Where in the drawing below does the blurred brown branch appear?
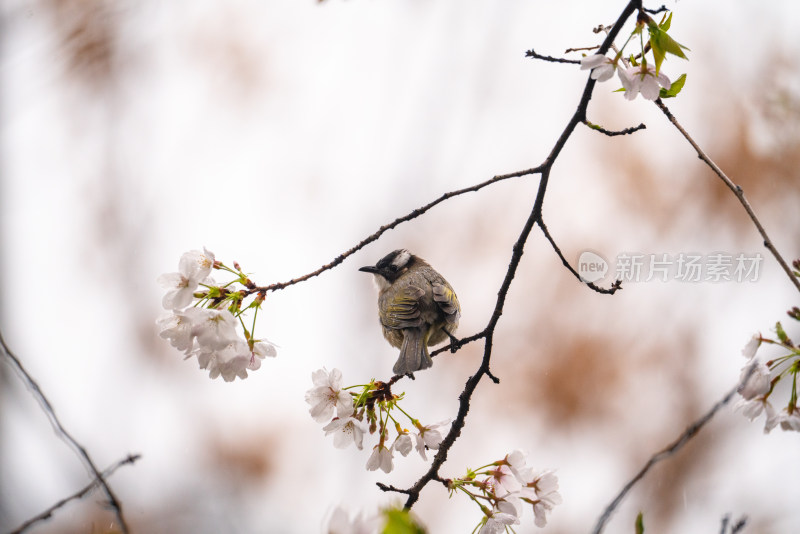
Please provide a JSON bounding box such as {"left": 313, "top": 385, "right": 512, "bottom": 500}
{"left": 0, "top": 331, "right": 134, "bottom": 534}
{"left": 654, "top": 98, "right": 800, "bottom": 293}
{"left": 591, "top": 364, "right": 756, "bottom": 534}
{"left": 7, "top": 454, "right": 141, "bottom": 534}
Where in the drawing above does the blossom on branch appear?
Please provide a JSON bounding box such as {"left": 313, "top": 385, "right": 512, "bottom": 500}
{"left": 157, "top": 247, "right": 279, "bottom": 381}
{"left": 305, "top": 368, "right": 355, "bottom": 423}
{"left": 580, "top": 53, "right": 617, "bottom": 82}
{"left": 157, "top": 247, "right": 216, "bottom": 310}
{"left": 157, "top": 310, "right": 196, "bottom": 352}
{"left": 618, "top": 63, "right": 671, "bottom": 101}
{"left": 413, "top": 419, "right": 450, "bottom": 460}
{"left": 323, "top": 416, "right": 368, "bottom": 450}
{"left": 479, "top": 510, "right": 519, "bottom": 534}
{"left": 521, "top": 470, "right": 563, "bottom": 528}
{"left": 366, "top": 443, "right": 394, "bottom": 473}
{"left": 392, "top": 432, "right": 413, "bottom": 457}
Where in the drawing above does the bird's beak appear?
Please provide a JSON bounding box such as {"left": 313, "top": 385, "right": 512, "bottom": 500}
{"left": 359, "top": 265, "right": 379, "bottom": 274}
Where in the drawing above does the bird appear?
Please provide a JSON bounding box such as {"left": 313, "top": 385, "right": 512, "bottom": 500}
{"left": 359, "top": 249, "right": 461, "bottom": 375}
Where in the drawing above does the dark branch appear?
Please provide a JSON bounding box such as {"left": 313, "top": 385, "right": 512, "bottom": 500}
{"left": 0, "top": 330, "right": 132, "bottom": 534}
{"left": 8, "top": 454, "right": 141, "bottom": 534}
{"left": 254, "top": 165, "right": 542, "bottom": 294}
{"left": 525, "top": 48, "right": 580, "bottom": 64}
{"left": 654, "top": 99, "right": 800, "bottom": 293}
{"left": 643, "top": 5, "right": 669, "bottom": 15}
{"left": 376, "top": 482, "right": 412, "bottom": 495}
{"left": 564, "top": 45, "right": 600, "bottom": 54}
{"left": 591, "top": 365, "right": 755, "bottom": 534}
{"left": 538, "top": 218, "right": 622, "bottom": 295}
{"left": 720, "top": 514, "right": 748, "bottom": 534}
{"left": 584, "top": 119, "right": 647, "bottom": 137}
{"left": 430, "top": 330, "right": 486, "bottom": 358}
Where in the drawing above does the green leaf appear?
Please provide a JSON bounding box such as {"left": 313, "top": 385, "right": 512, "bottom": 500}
{"left": 659, "top": 73, "right": 687, "bottom": 98}
{"left": 776, "top": 321, "right": 789, "bottom": 344}
{"left": 659, "top": 12, "right": 673, "bottom": 31}
{"left": 635, "top": 512, "right": 645, "bottom": 534}
{"left": 662, "top": 31, "right": 690, "bottom": 59}
{"left": 648, "top": 20, "right": 689, "bottom": 74}
{"left": 383, "top": 509, "right": 426, "bottom": 534}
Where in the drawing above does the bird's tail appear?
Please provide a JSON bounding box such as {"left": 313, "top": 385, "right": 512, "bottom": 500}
{"left": 393, "top": 328, "right": 432, "bottom": 375}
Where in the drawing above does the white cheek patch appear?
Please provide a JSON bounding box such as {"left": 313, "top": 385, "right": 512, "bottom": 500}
{"left": 392, "top": 250, "right": 411, "bottom": 269}
{"left": 372, "top": 274, "right": 392, "bottom": 292}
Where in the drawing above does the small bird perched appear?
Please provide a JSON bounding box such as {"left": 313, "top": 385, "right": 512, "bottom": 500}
{"left": 359, "top": 249, "right": 461, "bottom": 375}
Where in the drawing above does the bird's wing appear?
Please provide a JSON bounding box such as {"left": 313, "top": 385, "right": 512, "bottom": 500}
{"left": 432, "top": 283, "right": 460, "bottom": 324}
{"left": 382, "top": 285, "right": 426, "bottom": 330}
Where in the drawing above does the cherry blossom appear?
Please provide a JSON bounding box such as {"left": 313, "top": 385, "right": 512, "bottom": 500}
{"left": 179, "top": 247, "right": 216, "bottom": 281}
{"left": 413, "top": 419, "right": 450, "bottom": 460}
{"left": 486, "top": 465, "right": 521, "bottom": 497}
{"left": 366, "top": 443, "right": 394, "bottom": 473}
{"left": 504, "top": 449, "right": 534, "bottom": 484}
{"left": 618, "top": 63, "right": 671, "bottom": 101}
{"left": 195, "top": 339, "right": 252, "bottom": 382}
{"left": 392, "top": 432, "right": 413, "bottom": 457}
{"left": 305, "top": 368, "right": 355, "bottom": 423}
{"left": 580, "top": 53, "right": 617, "bottom": 82}
{"left": 741, "top": 333, "right": 762, "bottom": 359}
{"left": 157, "top": 311, "right": 195, "bottom": 352}
{"left": 738, "top": 360, "right": 771, "bottom": 400}
{"left": 777, "top": 406, "right": 800, "bottom": 432}
{"left": 157, "top": 247, "right": 216, "bottom": 310}
{"left": 185, "top": 307, "right": 238, "bottom": 350}
{"left": 479, "top": 510, "right": 519, "bottom": 534}
{"left": 323, "top": 416, "right": 368, "bottom": 450}
{"left": 520, "top": 470, "right": 563, "bottom": 528}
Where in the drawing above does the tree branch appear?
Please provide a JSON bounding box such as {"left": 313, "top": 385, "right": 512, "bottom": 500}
{"left": 8, "top": 454, "right": 141, "bottom": 534}
{"left": 254, "top": 166, "right": 542, "bottom": 294}
{"left": 654, "top": 99, "right": 800, "bottom": 293}
{"left": 591, "top": 365, "right": 756, "bottom": 534}
{"left": 524, "top": 48, "right": 580, "bottom": 64}
{"left": 0, "top": 330, "right": 132, "bottom": 534}
{"left": 538, "top": 218, "right": 622, "bottom": 294}
{"left": 583, "top": 119, "right": 647, "bottom": 137}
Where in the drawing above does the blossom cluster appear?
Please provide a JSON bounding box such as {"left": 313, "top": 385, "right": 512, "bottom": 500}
{"left": 449, "top": 450, "right": 562, "bottom": 532}
{"left": 579, "top": 11, "right": 688, "bottom": 101}
{"left": 736, "top": 320, "right": 800, "bottom": 433}
{"left": 157, "top": 248, "right": 277, "bottom": 381}
{"left": 305, "top": 368, "right": 450, "bottom": 473}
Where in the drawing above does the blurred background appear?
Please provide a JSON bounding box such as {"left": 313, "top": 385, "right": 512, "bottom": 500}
{"left": 1, "top": 0, "right": 799, "bottom": 532}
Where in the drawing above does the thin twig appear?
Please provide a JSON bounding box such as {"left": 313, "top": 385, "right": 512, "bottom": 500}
{"left": 654, "top": 99, "right": 800, "bottom": 293}
{"left": 591, "top": 365, "right": 755, "bottom": 534}
{"left": 643, "top": 5, "right": 669, "bottom": 15}
{"left": 0, "top": 331, "right": 131, "bottom": 534}
{"left": 583, "top": 119, "right": 647, "bottom": 137}
{"left": 254, "top": 166, "right": 542, "bottom": 293}
{"left": 8, "top": 454, "right": 141, "bottom": 534}
{"left": 719, "top": 514, "right": 748, "bottom": 534}
{"left": 565, "top": 45, "right": 601, "bottom": 54}
{"left": 525, "top": 49, "right": 580, "bottom": 64}
{"left": 538, "top": 218, "right": 622, "bottom": 294}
